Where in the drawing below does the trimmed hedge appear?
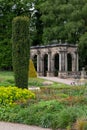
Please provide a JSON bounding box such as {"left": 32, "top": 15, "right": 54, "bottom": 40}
{"left": 29, "top": 59, "right": 37, "bottom": 78}
{"left": 12, "top": 16, "right": 30, "bottom": 89}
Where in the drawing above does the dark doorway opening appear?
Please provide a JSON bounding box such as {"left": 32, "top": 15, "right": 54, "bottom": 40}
{"left": 54, "top": 53, "right": 59, "bottom": 76}
{"left": 44, "top": 54, "right": 48, "bottom": 76}
{"left": 67, "top": 53, "right": 72, "bottom": 71}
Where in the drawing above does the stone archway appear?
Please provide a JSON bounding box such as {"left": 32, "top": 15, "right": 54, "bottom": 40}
{"left": 30, "top": 43, "right": 79, "bottom": 78}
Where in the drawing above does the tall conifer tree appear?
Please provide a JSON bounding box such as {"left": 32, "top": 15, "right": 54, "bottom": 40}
{"left": 12, "top": 16, "right": 30, "bottom": 88}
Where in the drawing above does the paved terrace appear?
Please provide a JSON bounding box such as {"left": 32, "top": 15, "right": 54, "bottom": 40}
{"left": 0, "top": 122, "right": 51, "bottom": 130}
{"left": 39, "top": 77, "right": 74, "bottom": 85}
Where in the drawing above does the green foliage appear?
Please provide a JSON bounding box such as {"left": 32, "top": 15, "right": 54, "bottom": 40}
{"left": 0, "top": 0, "right": 32, "bottom": 70}
{"left": 1, "top": 0, "right": 87, "bottom": 69}
{"left": 0, "top": 71, "right": 87, "bottom": 129}
{"left": 0, "top": 71, "right": 14, "bottom": 86}
{"left": 28, "top": 78, "right": 44, "bottom": 87}
{"left": 28, "top": 59, "right": 37, "bottom": 78}
{"left": 0, "top": 100, "right": 87, "bottom": 129}
{"left": 0, "top": 86, "right": 35, "bottom": 107}
{"left": 36, "top": 0, "right": 86, "bottom": 43}
{"left": 0, "top": 79, "right": 15, "bottom": 87}
{"left": 52, "top": 109, "right": 76, "bottom": 129}
{"left": 0, "top": 0, "right": 14, "bottom": 70}
{"left": 79, "top": 32, "right": 87, "bottom": 69}
{"left": 12, "top": 16, "right": 30, "bottom": 88}
{"left": 35, "top": 0, "right": 87, "bottom": 67}
{"left": 0, "top": 39, "right": 12, "bottom": 70}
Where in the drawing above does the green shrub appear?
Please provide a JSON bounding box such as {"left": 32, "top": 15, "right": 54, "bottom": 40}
{"left": 40, "top": 113, "right": 54, "bottom": 128}
{"left": 28, "top": 78, "right": 43, "bottom": 87}
{"left": 0, "top": 105, "right": 21, "bottom": 122}
{"left": 28, "top": 59, "right": 37, "bottom": 78}
{"left": 10, "top": 100, "right": 65, "bottom": 126}
{"left": 0, "top": 79, "right": 15, "bottom": 87}
{"left": 0, "top": 86, "right": 35, "bottom": 106}
{"left": 0, "top": 100, "right": 87, "bottom": 129}
{"left": 12, "top": 16, "right": 30, "bottom": 89}
{"left": 52, "top": 107, "right": 77, "bottom": 129}
{"left": 52, "top": 105, "right": 87, "bottom": 129}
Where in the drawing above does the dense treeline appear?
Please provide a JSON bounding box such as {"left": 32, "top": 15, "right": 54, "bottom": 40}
{"left": 36, "top": 0, "right": 87, "bottom": 43}
{"left": 35, "top": 0, "right": 87, "bottom": 69}
{"left": 0, "top": 0, "right": 87, "bottom": 70}
{"left": 0, "top": 0, "right": 32, "bottom": 70}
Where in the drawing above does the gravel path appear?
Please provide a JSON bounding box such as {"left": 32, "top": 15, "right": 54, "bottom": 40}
{"left": 0, "top": 122, "right": 52, "bottom": 130}
{"left": 39, "top": 77, "right": 74, "bottom": 85}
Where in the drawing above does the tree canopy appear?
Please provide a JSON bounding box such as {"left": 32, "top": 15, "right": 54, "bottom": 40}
{"left": 35, "top": 0, "right": 87, "bottom": 44}
{"left": 0, "top": 0, "right": 33, "bottom": 70}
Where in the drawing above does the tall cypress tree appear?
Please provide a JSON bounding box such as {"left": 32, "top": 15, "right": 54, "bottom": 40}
{"left": 12, "top": 16, "right": 30, "bottom": 89}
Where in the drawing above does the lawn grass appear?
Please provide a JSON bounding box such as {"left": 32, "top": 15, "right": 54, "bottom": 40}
{"left": 0, "top": 71, "right": 14, "bottom": 77}
{"left": 0, "top": 71, "right": 14, "bottom": 86}
{"left": 0, "top": 71, "right": 68, "bottom": 88}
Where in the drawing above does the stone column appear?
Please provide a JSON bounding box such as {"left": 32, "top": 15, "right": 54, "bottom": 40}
{"left": 50, "top": 57, "right": 55, "bottom": 76}
{"left": 76, "top": 52, "right": 79, "bottom": 71}
{"left": 61, "top": 52, "right": 65, "bottom": 71}
{"left": 59, "top": 51, "right": 65, "bottom": 71}
{"left": 59, "top": 53, "right": 62, "bottom": 71}
{"left": 47, "top": 51, "right": 52, "bottom": 76}
{"left": 38, "top": 55, "right": 44, "bottom": 76}
{"left": 41, "top": 56, "right": 44, "bottom": 76}
{"left": 65, "top": 52, "right": 67, "bottom": 71}
{"left": 37, "top": 54, "right": 40, "bottom": 76}
{"left": 48, "top": 52, "right": 51, "bottom": 72}
{"left": 72, "top": 60, "right": 75, "bottom": 72}
{"left": 72, "top": 53, "right": 76, "bottom": 72}
{"left": 58, "top": 50, "right": 67, "bottom": 78}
